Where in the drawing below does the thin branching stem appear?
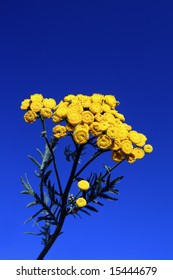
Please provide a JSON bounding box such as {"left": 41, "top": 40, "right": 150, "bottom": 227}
{"left": 34, "top": 193, "right": 58, "bottom": 225}
{"left": 102, "top": 159, "right": 125, "bottom": 180}
{"left": 40, "top": 117, "right": 63, "bottom": 196}
{"left": 74, "top": 149, "right": 109, "bottom": 179}
{"left": 36, "top": 144, "right": 84, "bottom": 259}
{"left": 44, "top": 136, "right": 63, "bottom": 196}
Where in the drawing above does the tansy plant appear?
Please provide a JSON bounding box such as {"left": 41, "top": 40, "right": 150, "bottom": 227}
{"left": 20, "top": 93, "right": 153, "bottom": 259}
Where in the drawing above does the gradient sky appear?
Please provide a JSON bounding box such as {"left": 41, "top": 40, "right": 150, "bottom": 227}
{"left": 0, "top": 0, "right": 173, "bottom": 260}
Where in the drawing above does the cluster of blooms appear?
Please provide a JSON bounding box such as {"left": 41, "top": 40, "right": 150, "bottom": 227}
{"left": 20, "top": 93, "right": 153, "bottom": 164}
{"left": 20, "top": 93, "right": 56, "bottom": 123}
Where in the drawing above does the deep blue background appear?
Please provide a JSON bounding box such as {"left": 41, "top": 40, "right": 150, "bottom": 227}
{"left": 0, "top": 0, "right": 172, "bottom": 260}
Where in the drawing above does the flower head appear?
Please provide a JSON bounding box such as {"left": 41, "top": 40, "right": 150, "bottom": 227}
{"left": 24, "top": 110, "right": 37, "bottom": 123}
{"left": 67, "top": 112, "right": 82, "bottom": 126}
{"left": 40, "top": 107, "right": 52, "bottom": 118}
{"left": 82, "top": 111, "right": 94, "bottom": 125}
{"left": 43, "top": 98, "right": 56, "bottom": 109}
{"left": 30, "top": 101, "right": 43, "bottom": 112}
{"left": 144, "top": 144, "right": 153, "bottom": 153}
{"left": 121, "top": 140, "right": 133, "bottom": 154}
{"left": 97, "top": 135, "right": 112, "bottom": 149}
{"left": 76, "top": 197, "right": 87, "bottom": 208}
{"left": 104, "top": 95, "right": 117, "bottom": 109}
{"left": 73, "top": 128, "right": 89, "bottom": 144}
{"left": 52, "top": 125, "right": 66, "bottom": 139}
{"left": 30, "top": 93, "right": 43, "bottom": 102}
{"left": 20, "top": 99, "right": 31, "bottom": 110}
{"left": 132, "top": 147, "right": 145, "bottom": 159}
{"left": 78, "top": 180, "right": 90, "bottom": 191}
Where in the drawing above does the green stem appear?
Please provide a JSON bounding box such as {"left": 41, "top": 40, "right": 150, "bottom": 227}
{"left": 36, "top": 144, "right": 84, "bottom": 259}
{"left": 40, "top": 117, "right": 63, "bottom": 196}
{"left": 102, "top": 159, "right": 125, "bottom": 180}
{"left": 34, "top": 193, "right": 58, "bottom": 225}
{"left": 36, "top": 211, "right": 66, "bottom": 260}
{"left": 74, "top": 149, "right": 109, "bottom": 179}
{"left": 44, "top": 136, "right": 63, "bottom": 195}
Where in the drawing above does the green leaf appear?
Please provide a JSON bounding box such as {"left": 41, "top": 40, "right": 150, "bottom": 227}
{"left": 108, "top": 189, "right": 119, "bottom": 195}
{"left": 79, "top": 209, "right": 91, "bottom": 216}
{"left": 20, "top": 175, "right": 34, "bottom": 195}
{"left": 28, "top": 155, "right": 41, "bottom": 168}
{"left": 24, "top": 232, "right": 42, "bottom": 236}
{"left": 24, "top": 216, "right": 33, "bottom": 224}
{"left": 21, "top": 190, "right": 31, "bottom": 195}
{"left": 93, "top": 199, "right": 104, "bottom": 206}
{"left": 103, "top": 164, "right": 111, "bottom": 173}
{"left": 25, "top": 176, "right": 34, "bottom": 193}
{"left": 85, "top": 205, "right": 98, "bottom": 212}
{"left": 36, "top": 148, "right": 44, "bottom": 158}
{"left": 20, "top": 176, "right": 30, "bottom": 190}
{"left": 111, "top": 176, "right": 124, "bottom": 185}
{"left": 24, "top": 208, "right": 44, "bottom": 224}
{"left": 26, "top": 200, "right": 38, "bottom": 208}
{"left": 99, "top": 193, "right": 118, "bottom": 201}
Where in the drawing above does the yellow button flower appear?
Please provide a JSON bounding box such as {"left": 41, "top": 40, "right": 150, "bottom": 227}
{"left": 67, "top": 112, "right": 82, "bottom": 125}
{"left": 98, "top": 121, "right": 110, "bottom": 131}
{"left": 43, "top": 98, "right": 56, "bottom": 109}
{"left": 128, "top": 130, "right": 141, "bottom": 144}
{"left": 30, "top": 101, "right": 43, "bottom": 112}
{"left": 103, "top": 112, "right": 116, "bottom": 124}
{"left": 112, "top": 150, "right": 125, "bottom": 162}
{"left": 126, "top": 153, "right": 136, "bottom": 163}
{"left": 78, "top": 180, "right": 90, "bottom": 191}
{"left": 40, "top": 107, "right": 52, "bottom": 118}
{"left": 104, "top": 95, "right": 117, "bottom": 109}
{"left": 110, "top": 138, "right": 122, "bottom": 150}
{"left": 121, "top": 140, "right": 133, "bottom": 154}
{"left": 73, "top": 129, "right": 89, "bottom": 144}
{"left": 107, "top": 125, "right": 118, "bottom": 138}
{"left": 68, "top": 102, "right": 83, "bottom": 114}
{"left": 54, "top": 106, "right": 68, "bottom": 118}
{"left": 136, "top": 133, "right": 147, "bottom": 147}
{"left": 75, "top": 123, "right": 89, "bottom": 131}
{"left": 132, "top": 147, "right": 145, "bottom": 159}
{"left": 76, "top": 197, "right": 87, "bottom": 208}
{"left": 144, "top": 144, "right": 153, "bottom": 153}
{"left": 30, "top": 93, "right": 43, "bottom": 102}
{"left": 89, "top": 102, "right": 103, "bottom": 114}
{"left": 52, "top": 114, "right": 63, "bottom": 123}
{"left": 79, "top": 95, "right": 91, "bottom": 108}
{"left": 118, "top": 128, "right": 128, "bottom": 140}
{"left": 102, "top": 103, "right": 111, "bottom": 112}
{"left": 24, "top": 110, "right": 37, "bottom": 123}
{"left": 121, "top": 123, "right": 132, "bottom": 131}
{"left": 94, "top": 113, "right": 103, "bottom": 122}
{"left": 114, "top": 118, "right": 122, "bottom": 126}
{"left": 89, "top": 122, "right": 102, "bottom": 137}
{"left": 116, "top": 112, "right": 125, "bottom": 122}
{"left": 82, "top": 111, "right": 94, "bottom": 125}
{"left": 52, "top": 125, "right": 66, "bottom": 139}
{"left": 64, "top": 94, "right": 76, "bottom": 102}
{"left": 91, "top": 93, "right": 104, "bottom": 103}
{"left": 96, "top": 135, "right": 112, "bottom": 149}
{"left": 20, "top": 99, "right": 31, "bottom": 110}
{"left": 65, "top": 123, "right": 75, "bottom": 132}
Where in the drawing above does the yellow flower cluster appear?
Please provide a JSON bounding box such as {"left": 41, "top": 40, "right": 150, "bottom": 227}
{"left": 20, "top": 93, "right": 56, "bottom": 123}
{"left": 21, "top": 93, "right": 153, "bottom": 163}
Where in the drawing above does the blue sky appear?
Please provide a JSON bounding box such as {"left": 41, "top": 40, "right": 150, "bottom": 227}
{"left": 0, "top": 0, "right": 173, "bottom": 260}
